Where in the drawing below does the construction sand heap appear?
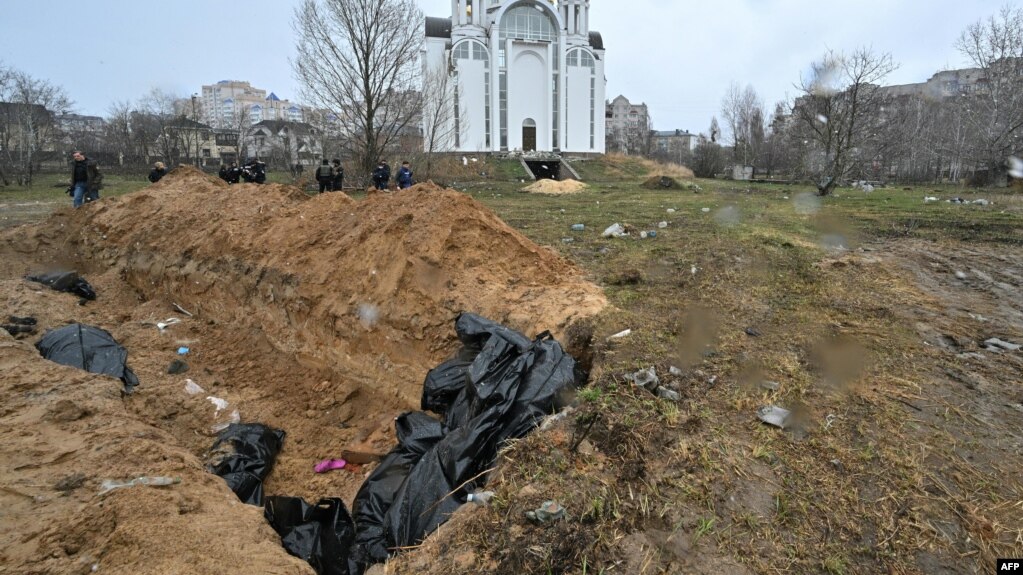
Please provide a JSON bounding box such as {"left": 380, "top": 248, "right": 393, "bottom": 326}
{"left": 521, "top": 178, "right": 588, "bottom": 195}
{"left": 0, "top": 166, "right": 606, "bottom": 575}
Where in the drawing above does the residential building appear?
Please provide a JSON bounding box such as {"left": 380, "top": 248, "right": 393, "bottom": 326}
{"left": 422, "top": 0, "right": 607, "bottom": 153}
{"left": 881, "top": 67, "right": 986, "bottom": 100}
{"left": 652, "top": 129, "right": 698, "bottom": 153}
{"left": 200, "top": 81, "right": 307, "bottom": 129}
{"left": 243, "top": 120, "right": 323, "bottom": 169}
{"left": 605, "top": 95, "right": 651, "bottom": 154}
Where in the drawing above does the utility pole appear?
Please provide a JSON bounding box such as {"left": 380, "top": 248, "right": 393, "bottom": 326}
{"left": 191, "top": 94, "right": 200, "bottom": 167}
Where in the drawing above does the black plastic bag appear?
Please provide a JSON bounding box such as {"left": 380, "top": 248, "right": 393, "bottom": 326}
{"left": 264, "top": 496, "right": 358, "bottom": 575}
{"left": 36, "top": 323, "right": 139, "bottom": 393}
{"left": 355, "top": 314, "right": 578, "bottom": 566}
{"left": 26, "top": 271, "right": 97, "bottom": 300}
{"left": 350, "top": 412, "right": 445, "bottom": 567}
{"left": 206, "top": 423, "right": 285, "bottom": 506}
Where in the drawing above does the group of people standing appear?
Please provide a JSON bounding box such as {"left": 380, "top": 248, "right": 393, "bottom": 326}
{"left": 371, "top": 160, "right": 413, "bottom": 191}
{"left": 315, "top": 159, "right": 345, "bottom": 193}
{"left": 218, "top": 158, "right": 266, "bottom": 184}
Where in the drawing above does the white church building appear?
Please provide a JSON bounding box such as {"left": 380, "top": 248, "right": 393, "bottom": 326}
{"left": 423, "top": 0, "right": 606, "bottom": 154}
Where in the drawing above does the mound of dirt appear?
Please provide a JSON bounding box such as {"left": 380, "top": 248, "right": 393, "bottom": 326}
{"left": 642, "top": 175, "right": 680, "bottom": 189}
{"left": 0, "top": 167, "right": 606, "bottom": 574}
{"left": 521, "top": 179, "right": 588, "bottom": 195}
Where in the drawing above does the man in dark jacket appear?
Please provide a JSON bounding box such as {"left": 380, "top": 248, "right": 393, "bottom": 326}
{"left": 69, "top": 151, "right": 102, "bottom": 208}
{"left": 148, "top": 161, "right": 168, "bottom": 183}
{"left": 225, "top": 162, "right": 241, "bottom": 184}
{"left": 371, "top": 161, "right": 389, "bottom": 190}
{"left": 315, "top": 159, "right": 333, "bottom": 193}
{"left": 331, "top": 159, "right": 344, "bottom": 191}
{"left": 396, "top": 161, "right": 413, "bottom": 189}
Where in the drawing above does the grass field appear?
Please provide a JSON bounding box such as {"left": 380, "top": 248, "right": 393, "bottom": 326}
{"left": 3, "top": 159, "right": 1021, "bottom": 574}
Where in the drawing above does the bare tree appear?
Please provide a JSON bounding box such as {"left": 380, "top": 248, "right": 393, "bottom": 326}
{"left": 292, "top": 0, "right": 423, "bottom": 175}
{"left": 708, "top": 117, "right": 721, "bottom": 144}
{"left": 721, "top": 83, "right": 765, "bottom": 169}
{"left": 0, "top": 64, "right": 72, "bottom": 185}
{"left": 955, "top": 5, "right": 1023, "bottom": 185}
{"left": 421, "top": 61, "right": 467, "bottom": 181}
{"left": 793, "top": 48, "right": 897, "bottom": 195}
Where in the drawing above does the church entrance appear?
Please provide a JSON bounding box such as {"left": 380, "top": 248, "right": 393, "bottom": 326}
{"left": 522, "top": 119, "right": 537, "bottom": 152}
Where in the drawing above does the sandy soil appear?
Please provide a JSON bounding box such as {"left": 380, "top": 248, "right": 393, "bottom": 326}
{"left": 521, "top": 179, "right": 588, "bottom": 195}
{"left": 0, "top": 167, "right": 605, "bottom": 574}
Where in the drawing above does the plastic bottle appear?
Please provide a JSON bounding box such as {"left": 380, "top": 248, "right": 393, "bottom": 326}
{"left": 466, "top": 491, "right": 495, "bottom": 505}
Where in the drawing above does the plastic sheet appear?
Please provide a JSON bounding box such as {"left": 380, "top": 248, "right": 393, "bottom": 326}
{"left": 264, "top": 496, "right": 357, "bottom": 575}
{"left": 26, "top": 270, "right": 97, "bottom": 300}
{"left": 36, "top": 323, "right": 140, "bottom": 393}
{"left": 352, "top": 313, "right": 578, "bottom": 568}
{"left": 206, "top": 423, "right": 285, "bottom": 506}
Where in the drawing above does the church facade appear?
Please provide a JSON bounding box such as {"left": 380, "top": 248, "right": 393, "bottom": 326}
{"left": 423, "top": 0, "right": 606, "bottom": 154}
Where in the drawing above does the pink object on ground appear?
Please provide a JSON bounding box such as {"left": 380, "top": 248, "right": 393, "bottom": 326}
{"left": 314, "top": 458, "right": 347, "bottom": 473}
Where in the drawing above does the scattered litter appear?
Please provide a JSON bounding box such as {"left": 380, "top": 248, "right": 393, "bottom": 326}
{"left": 167, "top": 359, "right": 189, "bottom": 375}
{"left": 658, "top": 221, "right": 668, "bottom": 229}
{"left": 210, "top": 410, "right": 241, "bottom": 433}
{"left": 757, "top": 405, "right": 791, "bottom": 429}
{"left": 26, "top": 270, "right": 97, "bottom": 301}
{"left": 172, "top": 302, "right": 194, "bottom": 317}
{"left": 561, "top": 237, "right": 574, "bottom": 243}
{"left": 760, "top": 381, "right": 780, "bottom": 391}
{"left": 608, "top": 329, "right": 632, "bottom": 339}
{"left": 984, "top": 338, "right": 1021, "bottom": 352}
{"left": 657, "top": 388, "right": 681, "bottom": 401}
{"left": 701, "top": 207, "right": 711, "bottom": 213}
{"left": 973, "top": 199, "right": 990, "bottom": 206}
{"left": 602, "top": 223, "right": 627, "bottom": 238}
{"left": 7, "top": 315, "right": 36, "bottom": 325}
{"left": 954, "top": 271, "right": 968, "bottom": 280}
{"left": 969, "top": 313, "right": 988, "bottom": 322}
{"left": 640, "top": 230, "right": 658, "bottom": 239}
{"left": 949, "top": 197, "right": 967, "bottom": 204}
{"left": 177, "top": 347, "right": 190, "bottom": 355}
{"left": 184, "top": 379, "right": 204, "bottom": 395}
{"left": 691, "top": 265, "right": 698, "bottom": 275}
{"left": 36, "top": 323, "right": 140, "bottom": 394}
{"left": 99, "top": 476, "right": 180, "bottom": 495}
{"left": 745, "top": 327, "right": 762, "bottom": 337}
{"left": 540, "top": 407, "right": 575, "bottom": 431}
{"left": 666, "top": 208, "right": 676, "bottom": 214}
{"left": 669, "top": 366, "right": 683, "bottom": 376}
{"left": 207, "top": 396, "right": 229, "bottom": 413}
{"left": 466, "top": 491, "right": 495, "bottom": 505}
{"left": 924, "top": 196, "right": 939, "bottom": 202}
{"left": 626, "top": 367, "right": 660, "bottom": 392}
{"left": 525, "top": 500, "right": 566, "bottom": 524}
{"left": 314, "top": 458, "right": 347, "bottom": 473}
{"left": 830, "top": 459, "right": 845, "bottom": 473}
{"left": 824, "top": 414, "right": 837, "bottom": 430}
{"left": 155, "top": 317, "right": 181, "bottom": 331}
{"left": 571, "top": 224, "right": 585, "bottom": 231}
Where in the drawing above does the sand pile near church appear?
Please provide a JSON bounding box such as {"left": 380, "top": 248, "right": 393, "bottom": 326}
{"left": 0, "top": 167, "right": 606, "bottom": 574}
{"left": 521, "top": 179, "right": 588, "bottom": 194}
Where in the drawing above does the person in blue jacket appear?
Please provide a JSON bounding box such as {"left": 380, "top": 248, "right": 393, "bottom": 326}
{"left": 396, "top": 161, "right": 413, "bottom": 189}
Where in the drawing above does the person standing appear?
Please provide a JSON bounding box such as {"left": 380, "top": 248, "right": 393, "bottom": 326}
{"left": 371, "top": 161, "right": 389, "bottom": 191}
{"left": 331, "top": 159, "right": 344, "bottom": 191}
{"left": 315, "top": 159, "right": 333, "bottom": 194}
{"left": 218, "top": 163, "right": 229, "bottom": 181}
{"left": 148, "top": 161, "right": 168, "bottom": 183}
{"left": 396, "top": 161, "right": 413, "bottom": 189}
{"left": 69, "top": 151, "right": 102, "bottom": 208}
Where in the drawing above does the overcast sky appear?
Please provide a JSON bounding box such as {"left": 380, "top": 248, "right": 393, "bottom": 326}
{"left": 0, "top": 0, "right": 1009, "bottom": 135}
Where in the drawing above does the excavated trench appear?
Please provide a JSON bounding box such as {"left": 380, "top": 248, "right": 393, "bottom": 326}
{"left": 0, "top": 168, "right": 606, "bottom": 574}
